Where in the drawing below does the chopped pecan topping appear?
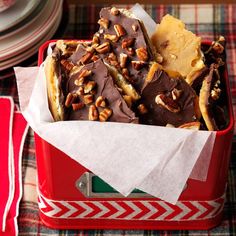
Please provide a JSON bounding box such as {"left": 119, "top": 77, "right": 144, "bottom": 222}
{"left": 60, "top": 59, "right": 74, "bottom": 71}
{"left": 178, "top": 121, "right": 201, "bottom": 130}
{"left": 108, "top": 52, "right": 117, "bottom": 61}
{"left": 122, "top": 68, "right": 135, "bottom": 84}
{"left": 109, "top": 60, "right": 119, "bottom": 67}
{"left": 79, "top": 69, "right": 92, "bottom": 78}
{"left": 211, "top": 88, "right": 221, "bottom": 100}
{"left": 90, "top": 55, "right": 99, "bottom": 62}
{"left": 132, "top": 24, "right": 138, "bottom": 32}
{"left": 95, "top": 96, "right": 106, "bottom": 107}
{"left": 65, "top": 93, "right": 77, "bottom": 107}
{"left": 104, "top": 34, "right": 119, "bottom": 42}
{"left": 84, "top": 81, "right": 96, "bottom": 93}
{"left": 79, "top": 52, "right": 93, "bottom": 64}
{"left": 136, "top": 47, "right": 148, "bottom": 61}
{"left": 114, "top": 24, "right": 126, "bottom": 37}
{"left": 126, "top": 47, "right": 135, "bottom": 56}
{"left": 86, "top": 46, "right": 95, "bottom": 53}
{"left": 96, "top": 42, "right": 110, "bottom": 54}
{"left": 111, "top": 7, "right": 120, "bottom": 16}
{"left": 74, "top": 77, "right": 85, "bottom": 86}
{"left": 89, "top": 105, "right": 98, "bottom": 121}
{"left": 155, "top": 94, "right": 180, "bottom": 113}
{"left": 120, "top": 53, "right": 128, "bottom": 68}
{"left": 92, "top": 35, "right": 100, "bottom": 44}
{"left": 131, "top": 61, "right": 145, "bottom": 70}
{"left": 98, "top": 18, "right": 109, "bottom": 29}
{"left": 137, "top": 104, "right": 148, "bottom": 114}
{"left": 72, "top": 102, "right": 85, "bottom": 111}
{"left": 76, "top": 87, "right": 84, "bottom": 96}
{"left": 99, "top": 108, "right": 112, "bottom": 122}
{"left": 171, "top": 88, "right": 182, "bottom": 101}
{"left": 121, "top": 38, "right": 135, "bottom": 49}
{"left": 83, "top": 94, "right": 94, "bottom": 104}
{"left": 212, "top": 41, "right": 224, "bottom": 54}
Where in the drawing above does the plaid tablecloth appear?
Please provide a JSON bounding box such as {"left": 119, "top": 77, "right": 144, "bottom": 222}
{"left": 0, "top": 2, "right": 236, "bottom": 236}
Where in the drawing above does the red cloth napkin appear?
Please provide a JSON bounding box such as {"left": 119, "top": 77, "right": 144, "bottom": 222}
{"left": 0, "top": 97, "right": 28, "bottom": 235}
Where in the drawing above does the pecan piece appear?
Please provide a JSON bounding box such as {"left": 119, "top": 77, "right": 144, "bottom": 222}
{"left": 79, "top": 69, "right": 92, "bottom": 78}
{"left": 121, "top": 38, "right": 135, "bottom": 49}
{"left": 108, "top": 52, "right": 117, "bottom": 61}
{"left": 83, "top": 94, "right": 94, "bottom": 104}
{"left": 79, "top": 52, "right": 93, "bottom": 64}
{"left": 96, "top": 42, "right": 110, "bottom": 54}
{"left": 104, "top": 34, "right": 119, "bottom": 42}
{"left": 89, "top": 105, "right": 98, "bottom": 121}
{"left": 136, "top": 47, "right": 148, "bottom": 61}
{"left": 126, "top": 47, "right": 135, "bottom": 56}
{"left": 99, "top": 108, "right": 112, "bottom": 122}
{"left": 114, "top": 24, "right": 126, "bottom": 37}
{"left": 74, "top": 77, "right": 85, "bottom": 86}
{"left": 132, "top": 24, "right": 138, "bottom": 32}
{"left": 137, "top": 104, "right": 148, "bottom": 114}
{"left": 84, "top": 81, "right": 96, "bottom": 94}
{"left": 212, "top": 41, "right": 224, "bottom": 54}
{"left": 95, "top": 96, "right": 106, "bottom": 107}
{"left": 120, "top": 53, "right": 128, "bottom": 68}
{"left": 111, "top": 7, "right": 119, "bottom": 16}
{"left": 98, "top": 18, "right": 109, "bottom": 29}
{"left": 60, "top": 59, "right": 74, "bottom": 71}
{"left": 91, "top": 55, "right": 100, "bottom": 62}
{"left": 92, "top": 35, "right": 100, "bottom": 44}
{"left": 72, "top": 102, "right": 85, "bottom": 111}
{"left": 178, "top": 121, "right": 201, "bottom": 130}
{"left": 171, "top": 88, "right": 182, "bottom": 101}
{"left": 65, "top": 93, "right": 77, "bottom": 107}
{"left": 131, "top": 61, "right": 145, "bottom": 70}
{"left": 76, "top": 87, "right": 84, "bottom": 96}
{"left": 155, "top": 94, "right": 180, "bottom": 113}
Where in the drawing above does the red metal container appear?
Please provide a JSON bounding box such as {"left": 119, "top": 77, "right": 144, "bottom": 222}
{"left": 35, "top": 40, "right": 234, "bottom": 230}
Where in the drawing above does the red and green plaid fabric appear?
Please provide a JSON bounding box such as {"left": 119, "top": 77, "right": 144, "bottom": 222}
{"left": 0, "top": 2, "right": 236, "bottom": 235}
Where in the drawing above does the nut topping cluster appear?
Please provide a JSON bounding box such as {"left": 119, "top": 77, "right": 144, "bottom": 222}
{"left": 65, "top": 68, "right": 113, "bottom": 121}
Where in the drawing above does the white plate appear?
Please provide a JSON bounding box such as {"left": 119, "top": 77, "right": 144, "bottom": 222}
{"left": 0, "top": 0, "right": 62, "bottom": 61}
{"left": 0, "top": 0, "right": 41, "bottom": 32}
{"left": 0, "top": 0, "right": 47, "bottom": 40}
{"left": 0, "top": 8, "right": 62, "bottom": 71}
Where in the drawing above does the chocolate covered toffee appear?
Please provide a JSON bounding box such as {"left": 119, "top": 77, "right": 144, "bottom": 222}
{"left": 44, "top": 7, "right": 228, "bottom": 130}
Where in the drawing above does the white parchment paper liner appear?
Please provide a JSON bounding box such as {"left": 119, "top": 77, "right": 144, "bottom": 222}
{"left": 14, "top": 5, "right": 216, "bottom": 204}
{"left": 14, "top": 64, "right": 215, "bottom": 204}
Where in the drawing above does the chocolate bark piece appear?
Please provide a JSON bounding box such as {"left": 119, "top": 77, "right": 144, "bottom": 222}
{"left": 141, "top": 64, "right": 198, "bottom": 127}
{"left": 55, "top": 40, "right": 80, "bottom": 58}
{"left": 69, "top": 43, "right": 141, "bottom": 103}
{"left": 199, "top": 64, "right": 223, "bottom": 131}
{"left": 95, "top": 7, "right": 155, "bottom": 91}
{"left": 44, "top": 46, "right": 68, "bottom": 121}
{"left": 65, "top": 58, "right": 138, "bottom": 123}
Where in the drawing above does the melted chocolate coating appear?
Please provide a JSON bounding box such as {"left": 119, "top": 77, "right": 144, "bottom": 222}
{"left": 66, "top": 59, "right": 138, "bottom": 123}
{"left": 97, "top": 7, "right": 154, "bottom": 91}
{"left": 141, "top": 69, "right": 197, "bottom": 126}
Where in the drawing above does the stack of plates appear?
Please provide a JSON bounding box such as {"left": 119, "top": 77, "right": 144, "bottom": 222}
{"left": 0, "top": 0, "right": 62, "bottom": 71}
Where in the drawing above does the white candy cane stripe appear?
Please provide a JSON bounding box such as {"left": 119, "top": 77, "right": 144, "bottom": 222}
{"left": 106, "top": 201, "right": 126, "bottom": 219}
{"left": 138, "top": 201, "right": 158, "bottom": 220}
{"left": 38, "top": 192, "right": 225, "bottom": 221}
{"left": 91, "top": 201, "right": 109, "bottom": 218}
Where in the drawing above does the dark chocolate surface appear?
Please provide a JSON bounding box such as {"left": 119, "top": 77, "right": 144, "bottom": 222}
{"left": 65, "top": 59, "right": 138, "bottom": 123}
{"left": 141, "top": 69, "right": 197, "bottom": 127}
